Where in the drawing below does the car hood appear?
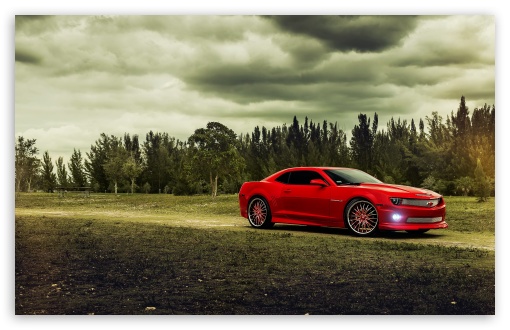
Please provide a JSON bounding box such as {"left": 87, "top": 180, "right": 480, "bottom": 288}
{"left": 357, "top": 183, "right": 442, "bottom": 198}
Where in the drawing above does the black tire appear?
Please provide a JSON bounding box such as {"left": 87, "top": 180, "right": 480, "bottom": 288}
{"left": 345, "top": 199, "right": 379, "bottom": 236}
{"left": 247, "top": 197, "right": 274, "bottom": 229}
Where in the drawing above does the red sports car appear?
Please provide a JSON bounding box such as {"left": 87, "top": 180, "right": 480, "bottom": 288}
{"left": 238, "top": 167, "right": 447, "bottom": 236}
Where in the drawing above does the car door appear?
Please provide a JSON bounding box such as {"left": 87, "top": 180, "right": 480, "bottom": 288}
{"left": 279, "top": 170, "right": 333, "bottom": 224}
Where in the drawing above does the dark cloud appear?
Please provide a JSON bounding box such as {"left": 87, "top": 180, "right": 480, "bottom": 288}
{"left": 15, "top": 15, "right": 58, "bottom": 35}
{"left": 15, "top": 15, "right": 51, "bottom": 26}
{"left": 183, "top": 53, "right": 386, "bottom": 106}
{"left": 185, "top": 58, "right": 396, "bottom": 108}
{"left": 273, "top": 33, "right": 330, "bottom": 67}
{"left": 15, "top": 48, "right": 42, "bottom": 64}
{"left": 283, "top": 41, "right": 328, "bottom": 66}
{"left": 266, "top": 15, "right": 419, "bottom": 53}
{"left": 186, "top": 62, "right": 299, "bottom": 87}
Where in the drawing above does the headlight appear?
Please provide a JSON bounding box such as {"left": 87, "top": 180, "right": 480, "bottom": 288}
{"left": 390, "top": 198, "right": 402, "bottom": 205}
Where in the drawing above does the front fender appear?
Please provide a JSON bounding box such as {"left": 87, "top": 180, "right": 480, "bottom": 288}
{"left": 331, "top": 187, "right": 387, "bottom": 224}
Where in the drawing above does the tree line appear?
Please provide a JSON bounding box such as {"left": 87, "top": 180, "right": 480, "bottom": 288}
{"left": 15, "top": 96, "right": 495, "bottom": 199}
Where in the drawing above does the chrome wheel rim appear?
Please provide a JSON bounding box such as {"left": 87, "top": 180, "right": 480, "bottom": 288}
{"left": 248, "top": 198, "right": 268, "bottom": 227}
{"left": 347, "top": 200, "right": 378, "bottom": 235}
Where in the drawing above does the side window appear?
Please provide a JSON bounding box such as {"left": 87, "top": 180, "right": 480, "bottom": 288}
{"left": 288, "top": 171, "right": 325, "bottom": 185}
{"left": 275, "top": 172, "right": 290, "bottom": 184}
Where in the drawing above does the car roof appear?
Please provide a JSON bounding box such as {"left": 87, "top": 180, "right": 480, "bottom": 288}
{"left": 262, "top": 166, "right": 358, "bottom": 182}
{"left": 284, "top": 166, "right": 352, "bottom": 171}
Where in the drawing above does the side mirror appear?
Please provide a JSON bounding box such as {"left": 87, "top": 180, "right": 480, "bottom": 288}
{"left": 310, "top": 179, "right": 327, "bottom": 187}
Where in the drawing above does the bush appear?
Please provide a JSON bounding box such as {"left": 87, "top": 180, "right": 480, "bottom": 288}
{"left": 455, "top": 177, "right": 475, "bottom": 196}
{"left": 142, "top": 182, "right": 151, "bottom": 194}
{"left": 421, "top": 175, "right": 447, "bottom": 194}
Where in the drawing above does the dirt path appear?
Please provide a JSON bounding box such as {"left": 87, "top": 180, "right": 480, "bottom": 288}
{"left": 15, "top": 208, "right": 495, "bottom": 251}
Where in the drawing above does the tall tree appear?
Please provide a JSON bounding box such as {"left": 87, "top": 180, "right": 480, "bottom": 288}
{"left": 246, "top": 126, "right": 270, "bottom": 180}
{"left": 418, "top": 118, "right": 426, "bottom": 141}
{"left": 68, "top": 149, "right": 87, "bottom": 187}
{"left": 371, "top": 116, "right": 417, "bottom": 185}
{"left": 286, "top": 116, "right": 305, "bottom": 162}
{"left": 15, "top": 136, "right": 40, "bottom": 193}
{"left": 451, "top": 96, "right": 471, "bottom": 139}
{"left": 450, "top": 96, "right": 473, "bottom": 178}
{"left": 405, "top": 119, "right": 424, "bottom": 187}
{"left": 86, "top": 133, "right": 114, "bottom": 192}
{"left": 122, "top": 154, "right": 143, "bottom": 194}
{"left": 123, "top": 133, "right": 143, "bottom": 193}
{"left": 424, "top": 111, "right": 454, "bottom": 183}
{"left": 124, "top": 133, "right": 142, "bottom": 164}
{"left": 188, "top": 122, "right": 245, "bottom": 197}
{"left": 55, "top": 156, "right": 69, "bottom": 188}
{"left": 350, "top": 113, "right": 376, "bottom": 173}
{"left": 142, "top": 131, "right": 177, "bottom": 193}
{"left": 372, "top": 130, "right": 403, "bottom": 183}
{"left": 327, "top": 121, "right": 350, "bottom": 167}
{"left": 103, "top": 137, "right": 128, "bottom": 194}
{"left": 469, "top": 104, "right": 495, "bottom": 178}
{"left": 40, "top": 151, "right": 57, "bottom": 193}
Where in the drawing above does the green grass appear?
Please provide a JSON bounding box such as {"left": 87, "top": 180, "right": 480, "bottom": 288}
{"left": 15, "top": 193, "right": 495, "bottom": 315}
{"left": 441, "top": 196, "right": 495, "bottom": 232}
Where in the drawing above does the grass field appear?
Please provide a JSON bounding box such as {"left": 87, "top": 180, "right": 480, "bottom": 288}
{"left": 15, "top": 193, "right": 495, "bottom": 315}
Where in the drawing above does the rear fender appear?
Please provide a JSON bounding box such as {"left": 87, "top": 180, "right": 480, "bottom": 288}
{"left": 239, "top": 182, "right": 281, "bottom": 215}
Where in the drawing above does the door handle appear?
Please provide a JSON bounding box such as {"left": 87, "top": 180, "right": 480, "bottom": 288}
{"left": 283, "top": 189, "right": 292, "bottom": 193}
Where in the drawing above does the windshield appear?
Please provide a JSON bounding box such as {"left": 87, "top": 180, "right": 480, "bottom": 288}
{"left": 324, "top": 168, "right": 382, "bottom": 185}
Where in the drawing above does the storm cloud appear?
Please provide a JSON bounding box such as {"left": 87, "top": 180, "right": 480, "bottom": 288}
{"left": 14, "top": 15, "right": 495, "bottom": 162}
{"left": 266, "top": 15, "right": 420, "bottom": 52}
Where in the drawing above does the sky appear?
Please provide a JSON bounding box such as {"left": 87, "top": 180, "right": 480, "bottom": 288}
{"left": 14, "top": 14, "right": 495, "bottom": 162}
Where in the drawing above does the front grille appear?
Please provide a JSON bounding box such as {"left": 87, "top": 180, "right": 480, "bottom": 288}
{"left": 402, "top": 198, "right": 440, "bottom": 207}
{"left": 407, "top": 217, "right": 443, "bottom": 223}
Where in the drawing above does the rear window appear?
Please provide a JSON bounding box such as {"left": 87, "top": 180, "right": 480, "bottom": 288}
{"left": 275, "top": 172, "right": 290, "bottom": 184}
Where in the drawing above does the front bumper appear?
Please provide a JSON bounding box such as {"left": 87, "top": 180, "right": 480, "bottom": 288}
{"left": 377, "top": 202, "right": 448, "bottom": 231}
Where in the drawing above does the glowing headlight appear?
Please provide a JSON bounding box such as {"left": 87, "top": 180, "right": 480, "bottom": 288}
{"left": 392, "top": 214, "right": 402, "bottom": 221}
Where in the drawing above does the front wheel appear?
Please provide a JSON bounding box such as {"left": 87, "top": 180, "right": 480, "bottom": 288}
{"left": 345, "top": 199, "right": 379, "bottom": 236}
{"left": 248, "top": 197, "right": 274, "bottom": 229}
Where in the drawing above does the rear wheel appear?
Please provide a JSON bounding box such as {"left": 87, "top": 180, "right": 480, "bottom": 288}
{"left": 345, "top": 199, "right": 379, "bottom": 236}
{"left": 248, "top": 197, "right": 274, "bottom": 229}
